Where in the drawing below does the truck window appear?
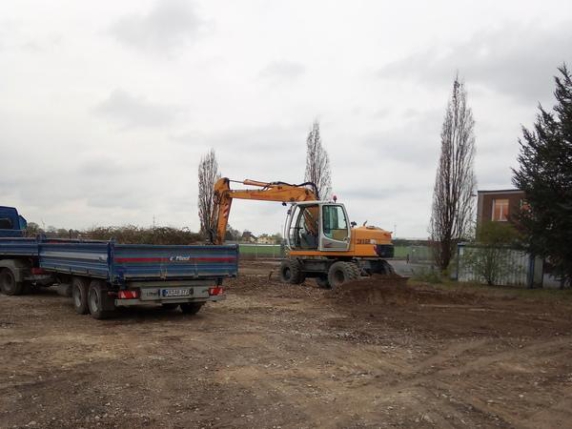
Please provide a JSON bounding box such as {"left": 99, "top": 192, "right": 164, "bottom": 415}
{"left": 0, "top": 217, "right": 14, "bottom": 229}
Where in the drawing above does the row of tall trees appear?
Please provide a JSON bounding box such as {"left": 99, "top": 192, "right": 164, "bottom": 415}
{"left": 431, "top": 65, "right": 571, "bottom": 287}
{"left": 197, "top": 121, "right": 333, "bottom": 241}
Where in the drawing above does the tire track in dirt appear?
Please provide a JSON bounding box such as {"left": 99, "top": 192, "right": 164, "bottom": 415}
{"left": 2, "top": 268, "right": 572, "bottom": 429}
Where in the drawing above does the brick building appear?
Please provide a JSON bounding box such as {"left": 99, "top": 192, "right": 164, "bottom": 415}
{"left": 476, "top": 189, "right": 526, "bottom": 225}
{"left": 465, "top": 189, "right": 546, "bottom": 288}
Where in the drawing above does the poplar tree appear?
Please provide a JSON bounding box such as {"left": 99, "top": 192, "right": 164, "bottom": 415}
{"left": 305, "top": 121, "right": 332, "bottom": 200}
{"left": 197, "top": 149, "right": 220, "bottom": 240}
{"left": 430, "top": 77, "right": 477, "bottom": 271}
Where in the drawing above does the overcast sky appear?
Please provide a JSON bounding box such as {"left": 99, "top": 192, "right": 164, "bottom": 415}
{"left": 1, "top": 0, "right": 571, "bottom": 238}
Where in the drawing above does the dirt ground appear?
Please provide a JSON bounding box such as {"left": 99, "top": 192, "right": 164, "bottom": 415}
{"left": 1, "top": 261, "right": 572, "bottom": 429}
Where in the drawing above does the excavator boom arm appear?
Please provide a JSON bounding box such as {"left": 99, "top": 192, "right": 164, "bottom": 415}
{"left": 210, "top": 178, "right": 319, "bottom": 244}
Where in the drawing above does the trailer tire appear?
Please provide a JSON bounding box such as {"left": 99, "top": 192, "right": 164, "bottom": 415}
{"left": 72, "top": 277, "right": 89, "bottom": 314}
{"left": 180, "top": 302, "right": 204, "bottom": 315}
{"left": 327, "top": 261, "right": 359, "bottom": 289}
{"left": 0, "top": 268, "right": 25, "bottom": 296}
{"left": 87, "top": 280, "right": 115, "bottom": 320}
{"left": 279, "top": 259, "right": 305, "bottom": 285}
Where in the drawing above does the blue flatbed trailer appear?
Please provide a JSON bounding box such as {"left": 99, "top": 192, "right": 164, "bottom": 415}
{"left": 0, "top": 206, "right": 238, "bottom": 319}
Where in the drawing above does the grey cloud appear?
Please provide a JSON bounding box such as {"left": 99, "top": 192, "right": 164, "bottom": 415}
{"left": 20, "top": 34, "right": 63, "bottom": 53}
{"left": 85, "top": 190, "right": 151, "bottom": 211}
{"left": 208, "top": 125, "right": 306, "bottom": 151}
{"left": 172, "top": 123, "right": 308, "bottom": 153}
{"left": 371, "top": 107, "right": 391, "bottom": 119}
{"left": 477, "top": 156, "right": 517, "bottom": 188}
{"left": 93, "top": 89, "right": 184, "bottom": 129}
{"left": 0, "top": 20, "right": 18, "bottom": 51}
{"left": 378, "top": 23, "right": 572, "bottom": 103}
{"left": 259, "top": 60, "right": 306, "bottom": 82}
{"left": 334, "top": 185, "right": 421, "bottom": 201}
{"left": 75, "top": 155, "right": 149, "bottom": 177}
{"left": 362, "top": 109, "right": 443, "bottom": 167}
{"left": 10, "top": 161, "right": 155, "bottom": 212}
{"left": 21, "top": 41, "right": 42, "bottom": 52}
{"left": 180, "top": 124, "right": 311, "bottom": 183}
{"left": 109, "top": 0, "right": 202, "bottom": 53}
{"left": 77, "top": 158, "right": 124, "bottom": 176}
{"left": 73, "top": 157, "right": 157, "bottom": 210}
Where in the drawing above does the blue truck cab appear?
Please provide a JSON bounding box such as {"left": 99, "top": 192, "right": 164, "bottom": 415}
{"left": 0, "top": 206, "right": 27, "bottom": 238}
{"left": 0, "top": 206, "right": 238, "bottom": 319}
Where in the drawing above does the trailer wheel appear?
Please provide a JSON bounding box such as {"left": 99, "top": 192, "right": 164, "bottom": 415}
{"left": 315, "top": 276, "right": 330, "bottom": 289}
{"left": 180, "top": 302, "right": 204, "bottom": 315}
{"left": 72, "top": 277, "right": 89, "bottom": 314}
{"left": 87, "top": 280, "right": 115, "bottom": 320}
{"left": 279, "top": 259, "right": 305, "bottom": 284}
{"left": 0, "top": 268, "right": 25, "bottom": 296}
{"left": 327, "top": 261, "right": 359, "bottom": 289}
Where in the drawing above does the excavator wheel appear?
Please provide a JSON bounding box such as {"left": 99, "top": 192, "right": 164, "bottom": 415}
{"left": 327, "top": 261, "right": 360, "bottom": 289}
{"left": 279, "top": 259, "right": 305, "bottom": 285}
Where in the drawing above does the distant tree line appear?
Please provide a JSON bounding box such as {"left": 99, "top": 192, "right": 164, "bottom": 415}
{"left": 24, "top": 222, "right": 282, "bottom": 245}
{"left": 84, "top": 226, "right": 202, "bottom": 245}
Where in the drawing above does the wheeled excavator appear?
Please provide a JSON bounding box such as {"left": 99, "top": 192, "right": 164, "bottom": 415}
{"left": 210, "top": 178, "right": 394, "bottom": 288}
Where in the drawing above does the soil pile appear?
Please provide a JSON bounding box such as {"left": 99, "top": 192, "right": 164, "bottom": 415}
{"left": 330, "top": 275, "right": 480, "bottom": 307}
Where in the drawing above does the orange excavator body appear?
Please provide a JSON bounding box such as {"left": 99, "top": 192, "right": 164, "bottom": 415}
{"left": 211, "top": 177, "right": 394, "bottom": 287}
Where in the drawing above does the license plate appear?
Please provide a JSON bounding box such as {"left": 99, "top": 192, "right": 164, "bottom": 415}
{"left": 161, "top": 288, "right": 192, "bottom": 298}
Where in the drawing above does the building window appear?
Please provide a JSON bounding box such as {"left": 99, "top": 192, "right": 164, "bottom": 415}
{"left": 492, "top": 199, "right": 509, "bottom": 221}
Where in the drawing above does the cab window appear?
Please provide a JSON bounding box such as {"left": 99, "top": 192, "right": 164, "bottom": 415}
{"left": 322, "top": 205, "right": 348, "bottom": 241}
{"left": 289, "top": 205, "right": 319, "bottom": 249}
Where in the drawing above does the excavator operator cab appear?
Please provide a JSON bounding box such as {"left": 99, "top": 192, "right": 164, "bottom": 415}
{"left": 285, "top": 202, "right": 351, "bottom": 252}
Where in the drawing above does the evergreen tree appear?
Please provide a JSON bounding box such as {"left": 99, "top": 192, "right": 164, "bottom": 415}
{"left": 513, "top": 64, "right": 572, "bottom": 287}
